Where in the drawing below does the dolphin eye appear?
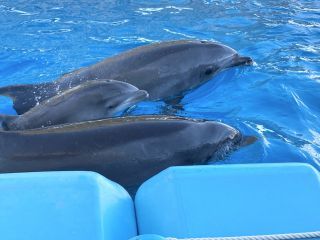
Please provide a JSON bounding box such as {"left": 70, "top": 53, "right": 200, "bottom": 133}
{"left": 205, "top": 67, "right": 213, "bottom": 75}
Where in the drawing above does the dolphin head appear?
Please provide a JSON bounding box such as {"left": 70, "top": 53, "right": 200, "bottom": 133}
{"left": 97, "top": 80, "right": 149, "bottom": 117}
{"left": 181, "top": 40, "right": 253, "bottom": 82}
{"left": 61, "top": 80, "right": 148, "bottom": 122}
{"left": 103, "top": 89, "right": 148, "bottom": 116}
{"left": 188, "top": 120, "right": 243, "bottom": 164}
{"left": 200, "top": 120, "right": 257, "bottom": 163}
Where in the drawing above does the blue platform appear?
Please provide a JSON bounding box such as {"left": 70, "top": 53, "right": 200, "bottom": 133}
{"left": 0, "top": 171, "right": 136, "bottom": 240}
{"left": 0, "top": 164, "right": 319, "bottom": 240}
{"left": 135, "top": 163, "right": 320, "bottom": 238}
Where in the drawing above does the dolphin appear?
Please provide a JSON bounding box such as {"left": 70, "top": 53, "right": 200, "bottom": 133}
{"left": 0, "top": 80, "right": 148, "bottom": 131}
{"left": 0, "top": 40, "right": 253, "bottom": 114}
{"left": 0, "top": 115, "right": 253, "bottom": 194}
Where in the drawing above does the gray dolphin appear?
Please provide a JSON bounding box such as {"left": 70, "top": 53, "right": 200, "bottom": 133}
{"left": 0, "top": 115, "right": 250, "bottom": 194}
{"left": 0, "top": 80, "right": 148, "bottom": 130}
{"left": 0, "top": 40, "right": 253, "bottom": 114}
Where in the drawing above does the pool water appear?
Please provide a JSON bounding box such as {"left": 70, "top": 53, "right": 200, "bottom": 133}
{"left": 0, "top": 1, "right": 319, "bottom": 169}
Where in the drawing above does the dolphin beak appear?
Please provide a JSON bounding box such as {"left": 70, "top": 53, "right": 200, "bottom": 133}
{"left": 231, "top": 55, "right": 254, "bottom": 67}
{"left": 236, "top": 56, "right": 254, "bottom": 66}
{"left": 109, "top": 90, "right": 149, "bottom": 117}
{"left": 218, "top": 54, "right": 253, "bottom": 69}
{"left": 124, "top": 90, "right": 149, "bottom": 105}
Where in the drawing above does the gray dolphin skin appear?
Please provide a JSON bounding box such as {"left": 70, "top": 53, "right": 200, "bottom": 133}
{"left": 0, "top": 80, "right": 148, "bottom": 130}
{"left": 0, "top": 40, "right": 253, "bottom": 114}
{"left": 0, "top": 115, "right": 243, "bottom": 194}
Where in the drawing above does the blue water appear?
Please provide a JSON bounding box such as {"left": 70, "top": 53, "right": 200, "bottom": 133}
{"left": 0, "top": 1, "right": 319, "bottom": 169}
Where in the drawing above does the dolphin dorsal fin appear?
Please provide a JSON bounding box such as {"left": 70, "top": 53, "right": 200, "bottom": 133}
{"left": 0, "top": 82, "right": 54, "bottom": 114}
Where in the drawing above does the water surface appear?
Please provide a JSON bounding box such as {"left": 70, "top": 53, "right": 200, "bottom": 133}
{"left": 0, "top": 0, "right": 319, "bottom": 169}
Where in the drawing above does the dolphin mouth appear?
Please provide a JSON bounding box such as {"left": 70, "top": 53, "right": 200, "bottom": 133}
{"left": 216, "top": 54, "right": 254, "bottom": 71}
{"left": 120, "top": 90, "right": 149, "bottom": 109}
{"left": 235, "top": 56, "right": 254, "bottom": 66}
{"left": 111, "top": 90, "right": 149, "bottom": 117}
{"left": 230, "top": 55, "right": 254, "bottom": 67}
{"left": 126, "top": 90, "right": 149, "bottom": 104}
{"left": 221, "top": 54, "right": 253, "bottom": 69}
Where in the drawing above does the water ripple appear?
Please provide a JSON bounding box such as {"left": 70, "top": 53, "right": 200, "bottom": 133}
{"left": 0, "top": 4, "right": 37, "bottom": 16}
{"left": 136, "top": 6, "right": 192, "bottom": 15}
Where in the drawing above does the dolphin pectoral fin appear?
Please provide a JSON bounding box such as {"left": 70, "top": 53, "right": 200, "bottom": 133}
{"left": 0, "top": 82, "right": 54, "bottom": 114}
{"left": 240, "top": 135, "right": 258, "bottom": 147}
{"left": 0, "top": 114, "right": 18, "bottom": 131}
